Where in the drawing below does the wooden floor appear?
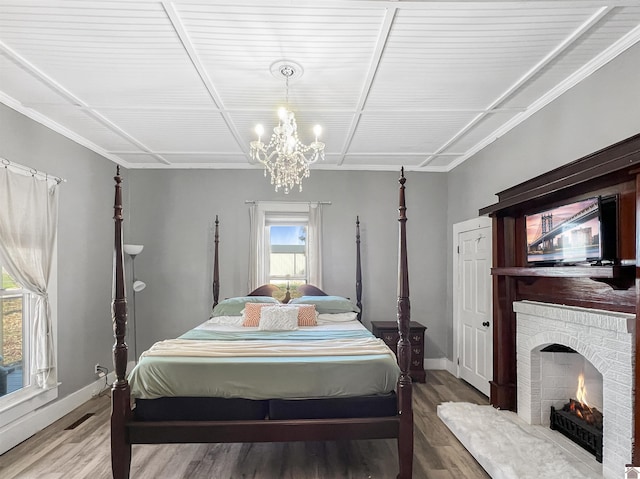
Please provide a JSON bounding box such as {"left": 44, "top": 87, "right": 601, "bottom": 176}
{"left": 0, "top": 370, "right": 490, "bottom": 479}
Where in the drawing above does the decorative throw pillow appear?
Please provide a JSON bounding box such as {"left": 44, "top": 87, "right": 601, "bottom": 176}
{"left": 243, "top": 303, "right": 317, "bottom": 327}
{"left": 258, "top": 306, "right": 299, "bottom": 331}
{"left": 242, "top": 302, "right": 273, "bottom": 327}
{"left": 294, "top": 304, "right": 317, "bottom": 326}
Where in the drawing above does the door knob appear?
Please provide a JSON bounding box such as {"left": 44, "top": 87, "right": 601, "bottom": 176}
{"left": 482, "top": 321, "right": 490, "bottom": 327}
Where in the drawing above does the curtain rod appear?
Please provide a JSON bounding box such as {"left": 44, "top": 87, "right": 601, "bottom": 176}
{"left": 1, "top": 158, "right": 66, "bottom": 184}
{"left": 245, "top": 200, "right": 331, "bottom": 205}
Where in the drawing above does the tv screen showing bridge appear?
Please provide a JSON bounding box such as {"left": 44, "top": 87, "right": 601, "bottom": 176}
{"left": 526, "top": 198, "right": 601, "bottom": 263}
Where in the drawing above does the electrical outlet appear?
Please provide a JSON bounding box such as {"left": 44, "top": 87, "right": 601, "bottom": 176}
{"left": 94, "top": 364, "right": 106, "bottom": 377}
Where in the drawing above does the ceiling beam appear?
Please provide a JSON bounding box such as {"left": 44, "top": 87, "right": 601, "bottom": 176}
{"left": 447, "top": 19, "right": 640, "bottom": 172}
{"left": 338, "top": 6, "right": 398, "bottom": 166}
{"left": 162, "top": 1, "right": 253, "bottom": 163}
{"left": 0, "top": 40, "right": 171, "bottom": 165}
{"left": 419, "top": 5, "right": 612, "bottom": 168}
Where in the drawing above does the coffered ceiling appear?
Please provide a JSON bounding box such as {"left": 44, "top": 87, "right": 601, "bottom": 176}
{"left": 1, "top": 1, "right": 639, "bottom": 172}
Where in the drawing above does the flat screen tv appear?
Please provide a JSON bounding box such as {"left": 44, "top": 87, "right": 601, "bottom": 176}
{"left": 525, "top": 196, "right": 618, "bottom": 265}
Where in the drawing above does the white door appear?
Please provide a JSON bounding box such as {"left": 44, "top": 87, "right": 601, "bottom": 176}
{"left": 456, "top": 222, "right": 492, "bottom": 395}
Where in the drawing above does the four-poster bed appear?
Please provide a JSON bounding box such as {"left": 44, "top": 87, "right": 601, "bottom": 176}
{"left": 110, "top": 167, "right": 414, "bottom": 478}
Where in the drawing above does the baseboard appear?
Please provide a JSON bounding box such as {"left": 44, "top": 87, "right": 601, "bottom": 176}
{"left": 0, "top": 371, "right": 115, "bottom": 455}
{"left": 423, "top": 358, "right": 458, "bottom": 375}
{"left": 444, "top": 359, "right": 457, "bottom": 376}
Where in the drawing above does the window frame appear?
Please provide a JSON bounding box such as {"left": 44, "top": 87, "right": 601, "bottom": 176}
{"left": 264, "top": 213, "right": 309, "bottom": 285}
{"left": 0, "top": 254, "right": 58, "bottom": 429}
{"left": 0, "top": 271, "right": 32, "bottom": 393}
{"left": 251, "top": 201, "right": 322, "bottom": 291}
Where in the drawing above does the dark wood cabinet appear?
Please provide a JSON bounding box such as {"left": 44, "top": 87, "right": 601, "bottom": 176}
{"left": 371, "top": 321, "right": 426, "bottom": 383}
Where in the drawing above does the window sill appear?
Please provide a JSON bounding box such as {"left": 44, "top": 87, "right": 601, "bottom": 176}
{"left": 0, "top": 383, "right": 59, "bottom": 428}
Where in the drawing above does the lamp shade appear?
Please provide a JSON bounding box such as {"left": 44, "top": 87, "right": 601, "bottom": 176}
{"left": 124, "top": 244, "right": 144, "bottom": 256}
{"left": 133, "top": 280, "right": 146, "bottom": 293}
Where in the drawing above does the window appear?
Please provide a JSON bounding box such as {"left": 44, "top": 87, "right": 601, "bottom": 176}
{"left": 265, "top": 216, "right": 308, "bottom": 301}
{"left": 249, "top": 202, "right": 323, "bottom": 295}
{"left": 0, "top": 267, "right": 31, "bottom": 398}
{"left": 0, "top": 165, "right": 59, "bottom": 439}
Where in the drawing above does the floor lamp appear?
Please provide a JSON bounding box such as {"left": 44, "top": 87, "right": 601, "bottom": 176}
{"left": 123, "top": 244, "right": 146, "bottom": 362}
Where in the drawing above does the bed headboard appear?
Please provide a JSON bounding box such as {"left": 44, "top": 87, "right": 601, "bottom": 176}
{"left": 213, "top": 215, "right": 364, "bottom": 319}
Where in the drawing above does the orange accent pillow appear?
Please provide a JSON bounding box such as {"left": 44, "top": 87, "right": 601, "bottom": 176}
{"left": 295, "top": 304, "right": 317, "bottom": 326}
{"left": 242, "top": 302, "right": 272, "bottom": 327}
{"left": 243, "top": 303, "right": 317, "bottom": 327}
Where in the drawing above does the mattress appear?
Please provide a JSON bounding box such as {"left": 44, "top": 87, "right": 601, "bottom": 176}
{"left": 128, "top": 319, "right": 401, "bottom": 401}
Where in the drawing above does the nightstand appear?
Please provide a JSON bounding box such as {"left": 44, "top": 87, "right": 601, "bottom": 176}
{"left": 371, "top": 320, "right": 426, "bottom": 383}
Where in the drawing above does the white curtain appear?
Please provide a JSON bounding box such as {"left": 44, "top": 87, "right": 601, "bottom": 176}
{"left": 248, "top": 204, "right": 266, "bottom": 292}
{"left": 249, "top": 201, "right": 324, "bottom": 290}
{"left": 307, "top": 203, "right": 323, "bottom": 288}
{"left": 0, "top": 167, "right": 59, "bottom": 388}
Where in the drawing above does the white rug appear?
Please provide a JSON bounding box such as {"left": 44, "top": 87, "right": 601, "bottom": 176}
{"left": 437, "top": 402, "right": 603, "bottom": 479}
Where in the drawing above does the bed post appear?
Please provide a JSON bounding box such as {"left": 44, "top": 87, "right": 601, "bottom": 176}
{"left": 355, "top": 216, "right": 363, "bottom": 322}
{"left": 396, "top": 167, "right": 414, "bottom": 479}
{"left": 212, "top": 215, "right": 220, "bottom": 309}
{"left": 111, "top": 166, "right": 132, "bottom": 479}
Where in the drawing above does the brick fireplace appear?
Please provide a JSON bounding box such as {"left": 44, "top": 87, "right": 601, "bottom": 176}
{"left": 481, "top": 134, "right": 640, "bottom": 470}
{"left": 514, "top": 300, "right": 635, "bottom": 479}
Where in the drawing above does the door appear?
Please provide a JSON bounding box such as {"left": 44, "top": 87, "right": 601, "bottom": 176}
{"left": 456, "top": 222, "right": 492, "bottom": 395}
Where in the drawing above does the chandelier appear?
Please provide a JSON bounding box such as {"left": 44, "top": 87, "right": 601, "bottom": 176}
{"left": 250, "top": 63, "right": 325, "bottom": 194}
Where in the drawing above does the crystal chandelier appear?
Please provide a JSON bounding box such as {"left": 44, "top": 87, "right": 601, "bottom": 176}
{"left": 250, "top": 63, "right": 325, "bottom": 194}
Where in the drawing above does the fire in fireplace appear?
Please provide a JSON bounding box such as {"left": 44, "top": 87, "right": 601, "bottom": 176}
{"left": 550, "top": 373, "right": 603, "bottom": 462}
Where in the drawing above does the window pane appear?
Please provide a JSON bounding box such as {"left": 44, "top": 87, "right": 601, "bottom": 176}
{"left": 270, "top": 225, "right": 306, "bottom": 246}
{"left": 268, "top": 225, "right": 307, "bottom": 280}
{"left": 2, "top": 269, "right": 20, "bottom": 290}
{"left": 268, "top": 280, "right": 306, "bottom": 302}
{"left": 1, "top": 269, "right": 26, "bottom": 397}
{"left": 295, "top": 253, "right": 306, "bottom": 276}
{"left": 270, "top": 253, "right": 295, "bottom": 277}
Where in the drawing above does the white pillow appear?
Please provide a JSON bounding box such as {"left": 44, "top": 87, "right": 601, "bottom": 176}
{"left": 258, "top": 305, "right": 299, "bottom": 331}
{"left": 207, "top": 315, "right": 244, "bottom": 326}
{"left": 316, "top": 312, "right": 359, "bottom": 323}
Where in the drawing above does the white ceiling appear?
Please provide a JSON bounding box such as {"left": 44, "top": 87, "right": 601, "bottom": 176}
{"left": 1, "top": 1, "right": 639, "bottom": 172}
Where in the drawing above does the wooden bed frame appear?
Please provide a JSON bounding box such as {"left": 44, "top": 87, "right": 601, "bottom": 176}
{"left": 110, "top": 167, "right": 414, "bottom": 478}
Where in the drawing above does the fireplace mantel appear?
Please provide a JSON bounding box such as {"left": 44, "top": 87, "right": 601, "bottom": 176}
{"left": 492, "top": 265, "right": 635, "bottom": 291}
{"left": 480, "top": 132, "right": 640, "bottom": 463}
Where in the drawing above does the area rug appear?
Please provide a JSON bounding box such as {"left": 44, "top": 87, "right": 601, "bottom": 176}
{"left": 437, "top": 402, "right": 602, "bottom": 479}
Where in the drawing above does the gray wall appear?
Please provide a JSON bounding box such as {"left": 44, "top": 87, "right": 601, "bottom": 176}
{"left": 0, "top": 104, "right": 117, "bottom": 398}
{"left": 127, "top": 169, "right": 449, "bottom": 358}
{"left": 445, "top": 42, "right": 640, "bottom": 360}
